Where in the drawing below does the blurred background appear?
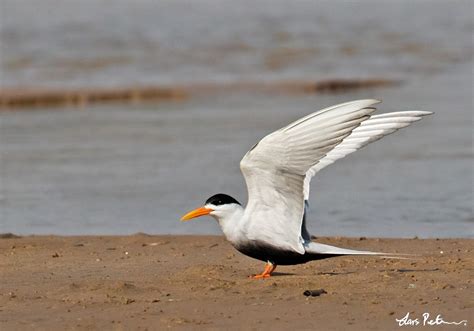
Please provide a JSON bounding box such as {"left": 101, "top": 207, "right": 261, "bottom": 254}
{"left": 0, "top": 0, "right": 472, "bottom": 237}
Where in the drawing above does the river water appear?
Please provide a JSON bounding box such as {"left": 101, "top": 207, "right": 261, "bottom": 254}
{"left": 0, "top": 0, "right": 472, "bottom": 237}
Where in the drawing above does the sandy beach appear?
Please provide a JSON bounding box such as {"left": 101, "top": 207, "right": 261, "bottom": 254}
{"left": 1, "top": 235, "right": 472, "bottom": 330}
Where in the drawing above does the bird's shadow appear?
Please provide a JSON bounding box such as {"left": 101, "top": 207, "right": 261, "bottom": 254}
{"left": 269, "top": 271, "right": 357, "bottom": 277}
{"left": 271, "top": 271, "right": 296, "bottom": 277}
{"left": 271, "top": 269, "right": 439, "bottom": 278}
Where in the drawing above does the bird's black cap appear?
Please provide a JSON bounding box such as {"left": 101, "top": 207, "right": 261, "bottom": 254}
{"left": 205, "top": 193, "right": 241, "bottom": 206}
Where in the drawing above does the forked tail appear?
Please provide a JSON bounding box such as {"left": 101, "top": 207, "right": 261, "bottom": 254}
{"left": 305, "top": 241, "right": 415, "bottom": 259}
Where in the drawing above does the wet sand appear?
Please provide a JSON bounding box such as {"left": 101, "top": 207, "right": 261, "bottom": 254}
{"left": 0, "top": 79, "right": 396, "bottom": 109}
{"left": 1, "top": 235, "right": 472, "bottom": 330}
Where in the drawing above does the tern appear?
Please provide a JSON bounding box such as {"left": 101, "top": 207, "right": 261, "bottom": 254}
{"left": 181, "top": 99, "right": 431, "bottom": 278}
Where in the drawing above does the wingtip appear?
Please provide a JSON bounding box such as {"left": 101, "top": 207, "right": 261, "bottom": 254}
{"left": 340, "top": 99, "right": 382, "bottom": 107}
{"left": 357, "top": 98, "right": 382, "bottom": 105}
{"left": 412, "top": 110, "right": 434, "bottom": 116}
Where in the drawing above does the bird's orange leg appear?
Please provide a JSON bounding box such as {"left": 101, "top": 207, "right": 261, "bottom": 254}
{"left": 250, "top": 262, "right": 277, "bottom": 279}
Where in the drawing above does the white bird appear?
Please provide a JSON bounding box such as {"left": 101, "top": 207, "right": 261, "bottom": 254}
{"left": 181, "top": 99, "right": 431, "bottom": 279}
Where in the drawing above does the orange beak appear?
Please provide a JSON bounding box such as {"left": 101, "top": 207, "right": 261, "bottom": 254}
{"left": 180, "top": 206, "right": 213, "bottom": 221}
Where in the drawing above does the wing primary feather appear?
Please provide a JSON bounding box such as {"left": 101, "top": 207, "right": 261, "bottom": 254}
{"left": 286, "top": 107, "right": 376, "bottom": 133}
{"left": 371, "top": 110, "right": 433, "bottom": 119}
{"left": 282, "top": 99, "right": 380, "bottom": 132}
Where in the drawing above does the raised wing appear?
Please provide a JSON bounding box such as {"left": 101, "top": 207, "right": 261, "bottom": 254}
{"left": 303, "top": 110, "right": 433, "bottom": 199}
{"left": 240, "top": 99, "right": 380, "bottom": 254}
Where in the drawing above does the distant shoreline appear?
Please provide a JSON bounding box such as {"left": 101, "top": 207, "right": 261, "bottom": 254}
{"left": 0, "top": 233, "right": 471, "bottom": 240}
{"left": 0, "top": 78, "right": 398, "bottom": 110}
{"left": 1, "top": 234, "right": 472, "bottom": 329}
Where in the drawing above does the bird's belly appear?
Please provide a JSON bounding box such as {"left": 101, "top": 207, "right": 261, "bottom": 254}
{"left": 235, "top": 241, "right": 314, "bottom": 265}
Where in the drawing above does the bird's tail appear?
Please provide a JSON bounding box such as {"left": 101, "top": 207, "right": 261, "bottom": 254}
{"left": 305, "top": 242, "right": 415, "bottom": 259}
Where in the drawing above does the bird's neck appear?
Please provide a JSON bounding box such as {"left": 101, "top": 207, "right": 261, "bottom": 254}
{"left": 215, "top": 205, "right": 246, "bottom": 245}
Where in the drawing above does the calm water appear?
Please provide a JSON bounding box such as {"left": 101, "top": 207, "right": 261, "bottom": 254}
{"left": 0, "top": 1, "right": 472, "bottom": 237}
{"left": 1, "top": 0, "right": 472, "bottom": 87}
